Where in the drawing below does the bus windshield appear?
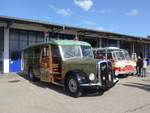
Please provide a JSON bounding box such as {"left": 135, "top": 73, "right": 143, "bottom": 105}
{"left": 112, "top": 50, "right": 130, "bottom": 60}
{"left": 123, "top": 51, "right": 130, "bottom": 60}
{"left": 61, "top": 45, "right": 94, "bottom": 59}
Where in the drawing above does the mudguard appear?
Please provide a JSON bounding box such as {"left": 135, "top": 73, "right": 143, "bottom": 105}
{"left": 65, "top": 70, "right": 90, "bottom": 85}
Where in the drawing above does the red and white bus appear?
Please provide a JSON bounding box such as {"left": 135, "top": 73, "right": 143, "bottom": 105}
{"left": 93, "top": 47, "right": 136, "bottom": 76}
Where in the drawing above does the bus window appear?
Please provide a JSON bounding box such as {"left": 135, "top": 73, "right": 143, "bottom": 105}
{"left": 28, "top": 49, "right": 33, "bottom": 57}
{"left": 107, "top": 53, "right": 113, "bottom": 60}
{"left": 96, "top": 50, "right": 106, "bottom": 59}
{"left": 34, "top": 48, "right": 41, "bottom": 58}
{"left": 53, "top": 47, "right": 60, "bottom": 57}
{"left": 42, "top": 47, "right": 49, "bottom": 57}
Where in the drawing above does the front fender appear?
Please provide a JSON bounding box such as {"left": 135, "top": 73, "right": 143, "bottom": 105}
{"left": 65, "top": 70, "right": 90, "bottom": 84}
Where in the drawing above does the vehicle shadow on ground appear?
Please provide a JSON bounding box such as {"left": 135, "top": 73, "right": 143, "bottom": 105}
{"left": 146, "top": 72, "right": 150, "bottom": 74}
{"left": 121, "top": 82, "right": 150, "bottom": 92}
{"left": 17, "top": 72, "right": 105, "bottom": 97}
{"left": 17, "top": 72, "right": 66, "bottom": 95}
{"left": 117, "top": 75, "right": 128, "bottom": 79}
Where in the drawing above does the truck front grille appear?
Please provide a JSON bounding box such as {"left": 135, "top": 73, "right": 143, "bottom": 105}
{"left": 98, "top": 61, "right": 113, "bottom": 86}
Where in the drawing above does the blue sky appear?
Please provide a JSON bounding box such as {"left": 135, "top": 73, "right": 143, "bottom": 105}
{"left": 0, "top": 0, "right": 150, "bottom": 37}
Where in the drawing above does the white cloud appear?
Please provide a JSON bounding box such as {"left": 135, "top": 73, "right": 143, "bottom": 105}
{"left": 74, "top": 0, "right": 93, "bottom": 11}
{"left": 56, "top": 9, "right": 72, "bottom": 16}
{"left": 84, "top": 20, "right": 95, "bottom": 25}
{"left": 49, "top": 5, "right": 72, "bottom": 16}
{"left": 45, "top": 17, "right": 52, "bottom": 20}
{"left": 126, "top": 9, "right": 139, "bottom": 16}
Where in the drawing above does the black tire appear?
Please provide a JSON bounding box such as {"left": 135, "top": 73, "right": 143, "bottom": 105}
{"left": 104, "top": 73, "right": 114, "bottom": 89}
{"left": 124, "top": 74, "right": 128, "bottom": 78}
{"left": 28, "top": 68, "right": 36, "bottom": 81}
{"left": 65, "top": 75, "right": 82, "bottom": 98}
{"left": 109, "top": 74, "right": 114, "bottom": 88}
{"left": 130, "top": 73, "right": 134, "bottom": 76}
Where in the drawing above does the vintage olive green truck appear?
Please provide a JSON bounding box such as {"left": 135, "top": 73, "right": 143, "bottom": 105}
{"left": 21, "top": 40, "right": 118, "bottom": 97}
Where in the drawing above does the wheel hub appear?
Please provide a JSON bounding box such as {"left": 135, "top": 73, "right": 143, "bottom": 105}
{"left": 68, "top": 79, "right": 77, "bottom": 93}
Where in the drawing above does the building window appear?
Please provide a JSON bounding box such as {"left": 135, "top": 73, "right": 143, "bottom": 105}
{"left": 29, "top": 32, "right": 37, "bottom": 45}
{"left": 20, "top": 30, "right": 28, "bottom": 49}
{"left": 37, "top": 32, "right": 44, "bottom": 42}
{"left": 79, "top": 36, "right": 99, "bottom": 48}
{"left": 48, "top": 32, "right": 74, "bottom": 41}
{"left": 102, "top": 39, "right": 117, "bottom": 47}
{"left": 120, "top": 41, "right": 132, "bottom": 55}
{"left": 0, "top": 27, "right": 4, "bottom": 72}
{"left": 144, "top": 44, "right": 150, "bottom": 58}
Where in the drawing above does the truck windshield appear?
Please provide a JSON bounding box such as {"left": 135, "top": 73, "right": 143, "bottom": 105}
{"left": 81, "top": 46, "right": 93, "bottom": 58}
{"left": 61, "top": 45, "right": 93, "bottom": 59}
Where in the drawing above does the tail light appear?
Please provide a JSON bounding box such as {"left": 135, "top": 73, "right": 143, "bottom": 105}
{"left": 52, "top": 68, "right": 61, "bottom": 72}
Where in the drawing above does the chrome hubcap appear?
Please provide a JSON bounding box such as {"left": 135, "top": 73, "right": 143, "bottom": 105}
{"left": 68, "top": 79, "right": 77, "bottom": 93}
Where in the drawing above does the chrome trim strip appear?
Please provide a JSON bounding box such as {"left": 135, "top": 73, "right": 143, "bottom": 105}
{"left": 51, "top": 81, "right": 64, "bottom": 87}
{"left": 80, "top": 83, "right": 102, "bottom": 86}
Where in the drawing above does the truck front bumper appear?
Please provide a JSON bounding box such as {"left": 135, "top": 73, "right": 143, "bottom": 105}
{"left": 80, "top": 78, "right": 119, "bottom": 89}
{"left": 116, "top": 70, "right": 136, "bottom": 75}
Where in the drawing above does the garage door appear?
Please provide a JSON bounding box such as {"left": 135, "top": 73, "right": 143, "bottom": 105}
{"left": 9, "top": 29, "right": 44, "bottom": 72}
{"left": 0, "top": 28, "right": 4, "bottom": 73}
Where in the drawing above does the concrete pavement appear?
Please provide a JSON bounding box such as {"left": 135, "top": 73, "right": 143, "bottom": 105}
{"left": 0, "top": 68, "right": 150, "bottom": 113}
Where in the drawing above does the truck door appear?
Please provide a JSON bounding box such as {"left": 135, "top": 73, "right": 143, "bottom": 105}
{"left": 40, "top": 45, "right": 52, "bottom": 82}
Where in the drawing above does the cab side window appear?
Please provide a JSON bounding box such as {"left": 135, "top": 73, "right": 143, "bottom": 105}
{"left": 53, "top": 47, "right": 60, "bottom": 57}
{"left": 52, "top": 46, "right": 61, "bottom": 64}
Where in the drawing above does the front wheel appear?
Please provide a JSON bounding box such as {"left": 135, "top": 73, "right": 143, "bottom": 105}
{"left": 65, "top": 75, "right": 82, "bottom": 98}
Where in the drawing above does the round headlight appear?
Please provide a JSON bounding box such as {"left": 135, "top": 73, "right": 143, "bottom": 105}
{"left": 89, "top": 73, "right": 95, "bottom": 81}
{"left": 115, "top": 70, "right": 119, "bottom": 76}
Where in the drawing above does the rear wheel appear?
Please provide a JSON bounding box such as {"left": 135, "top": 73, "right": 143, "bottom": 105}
{"left": 28, "top": 68, "right": 36, "bottom": 81}
{"left": 65, "top": 75, "right": 82, "bottom": 98}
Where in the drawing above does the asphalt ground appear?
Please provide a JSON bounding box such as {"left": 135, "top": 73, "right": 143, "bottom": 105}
{"left": 0, "top": 67, "right": 150, "bottom": 113}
